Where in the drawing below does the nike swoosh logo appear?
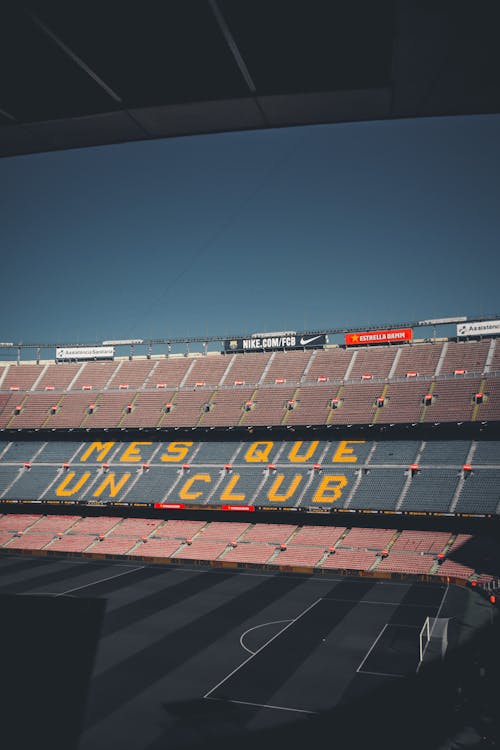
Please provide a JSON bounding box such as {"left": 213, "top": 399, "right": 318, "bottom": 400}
{"left": 300, "top": 335, "right": 321, "bottom": 346}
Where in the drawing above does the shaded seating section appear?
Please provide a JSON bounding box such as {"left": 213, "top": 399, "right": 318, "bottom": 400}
{"left": 399, "top": 469, "right": 461, "bottom": 512}
{"left": 369, "top": 441, "right": 418, "bottom": 464}
{"left": 348, "top": 468, "right": 407, "bottom": 510}
{"left": 224, "top": 352, "right": 272, "bottom": 386}
{"left": 349, "top": 346, "right": 398, "bottom": 379}
{"left": 194, "top": 441, "right": 242, "bottom": 464}
{"left": 1, "top": 440, "right": 47, "bottom": 461}
{"left": 214, "top": 467, "right": 268, "bottom": 505}
{"left": 70, "top": 361, "right": 118, "bottom": 391}
{"left": 7, "top": 466, "right": 60, "bottom": 501}
{"left": 393, "top": 341, "right": 444, "bottom": 378}
{"left": 454, "top": 470, "right": 500, "bottom": 514}
{"left": 439, "top": 339, "right": 490, "bottom": 375}
{"left": 420, "top": 441, "right": 471, "bottom": 465}
{"left": 472, "top": 441, "right": 500, "bottom": 464}
{"left": 421, "top": 379, "right": 481, "bottom": 423}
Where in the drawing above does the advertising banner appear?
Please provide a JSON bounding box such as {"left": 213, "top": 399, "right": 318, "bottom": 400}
{"left": 224, "top": 332, "right": 328, "bottom": 353}
{"left": 56, "top": 345, "right": 115, "bottom": 361}
{"left": 456, "top": 320, "right": 500, "bottom": 337}
{"left": 345, "top": 328, "right": 413, "bottom": 346}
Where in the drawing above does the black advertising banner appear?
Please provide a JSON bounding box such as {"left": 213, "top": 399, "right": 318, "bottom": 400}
{"left": 224, "top": 333, "right": 328, "bottom": 353}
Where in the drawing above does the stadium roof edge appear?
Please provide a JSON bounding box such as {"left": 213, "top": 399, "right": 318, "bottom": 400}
{"left": 2, "top": 313, "right": 499, "bottom": 350}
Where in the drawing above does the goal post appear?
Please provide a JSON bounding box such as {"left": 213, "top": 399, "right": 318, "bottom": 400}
{"left": 418, "top": 616, "right": 449, "bottom": 671}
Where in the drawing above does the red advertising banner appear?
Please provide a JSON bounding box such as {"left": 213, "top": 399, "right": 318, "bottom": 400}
{"left": 154, "top": 503, "right": 186, "bottom": 509}
{"left": 345, "top": 328, "right": 413, "bottom": 346}
{"left": 221, "top": 505, "right": 255, "bottom": 512}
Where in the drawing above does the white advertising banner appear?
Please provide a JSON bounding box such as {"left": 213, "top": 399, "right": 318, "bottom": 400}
{"left": 56, "top": 346, "right": 115, "bottom": 361}
{"left": 456, "top": 320, "right": 500, "bottom": 337}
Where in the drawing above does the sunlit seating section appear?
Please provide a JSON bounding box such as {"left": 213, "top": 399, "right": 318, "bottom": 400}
{"left": 289, "top": 525, "right": 345, "bottom": 546}
{"left": 242, "top": 387, "right": 299, "bottom": 426}
{"left": 437, "top": 558, "right": 475, "bottom": 579}
{"left": 70, "top": 361, "right": 119, "bottom": 391}
{"left": 271, "top": 545, "right": 326, "bottom": 566}
{"left": 83, "top": 393, "right": 135, "bottom": 428}
{"left": 107, "top": 359, "right": 155, "bottom": 389}
{"left": 391, "top": 530, "right": 452, "bottom": 553}
{"left": 439, "top": 339, "right": 490, "bottom": 376}
{"left": 376, "top": 381, "right": 432, "bottom": 424}
{"left": 328, "top": 382, "right": 380, "bottom": 425}
{"left": 392, "top": 341, "right": 444, "bottom": 378}
{"left": 29, "top": 515, "right": 80, "bottom": 532}
{"left": 340, "top": 527, "right": 395, "bottom": 550}
{"left": 6, "top": 532, "right": 56, "bottom": 550}
{"left": 475, "top": 378, "right": 500, "bottom": 421}
{"left": 173, "top": 539, "right": 229, "bottom": 560}
{"left": 120, "top": 391, "right": 174, "bottom": 428}
{"left": 0, "top": 513, "right": 42, "bottom": 531}
{"left": 195, "top": 521, "right": 251, "bottom": 541}
{"left": 349, "top": 346, "right": 399, "bottom": 379}
{"left": 147, "top": 358, "right": 192, "bottom": 388}
{"left": 305, "top": 347, "right": 354, "bottom": 383}
{"left": 376, "top": 554, "right": 435, "bottom": 575}
{"left": 240, "top": 523, "right": 297, "bottom": 544}
{"left": 161, "top": 390, "right": 216, "bottom": 427}
{"left": 36, "top": 363, "right": 81, "bottom": 391}
{"left": 225, "top": 352, "right": 272, "bottom": 386}
{"left": 1, "top": 364, "right": 44, "bottom": 391}
{"left": 286, "top": 385, "right": 332, "bottom": 426}
{"left": 184, "top": 355, "right": 232, "bottom": 387}
{"left": 128, "top": 538, "right": 184, "bottom": 558}
{"left": 88, "top": 536, "right": 138, "bottom": 554}
{"left": 70, "top": 516, "right": 122, "bottom": 535}
{"left": 201, "top": 388, "right": 254, "bottom": 426}
{"left": 320, "top": 548, "right": 378, "bottom": 570}
{"left": 7, "top": 394, "right": 59, "bottom": 429}
{"left": 150, "top": 519, "right": 206, "bottom": 539}
{"left": 45, "top": 535, "right": 97, "bottom": 553}
{"left": 221, "top": 542, "right": 275, "bottom": 564}
{"left": 45, "top": 392, "right": 91, "bottom": 428}
{"left": 106, "top": 517, "right": 163, "bottom": 537}
{"left": 261, "top": 350, "right": 312, "bottom": 385}
{"left": 422, "top": 379, "right": 481, "bottom": 423}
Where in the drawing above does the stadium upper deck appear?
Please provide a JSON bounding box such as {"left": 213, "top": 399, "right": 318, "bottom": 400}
{"left": 0, "top": 336, "right": 499, "bottom": 429}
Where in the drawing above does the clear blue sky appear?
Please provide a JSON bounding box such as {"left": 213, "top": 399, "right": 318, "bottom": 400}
{"left": 1, "top": 114, "right": 499, "bottom": 349}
